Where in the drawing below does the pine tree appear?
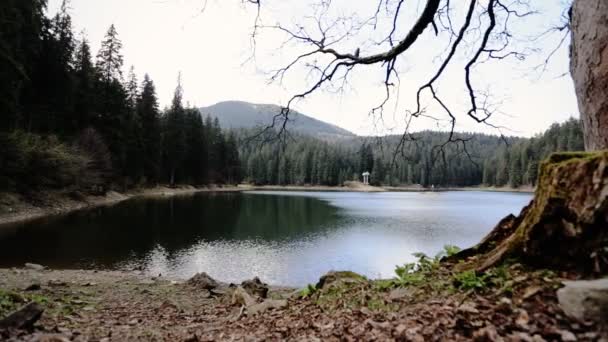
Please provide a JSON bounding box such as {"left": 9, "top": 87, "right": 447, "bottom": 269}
{"left": 96, "top": 24, "right": 123, "bottom": 82}
{"left": 73, "top": 34, "right": 97, "bottom": 131}
{"left": 137, "top": 74, "right": 161, "bottom": 183}
{"left": 125, "top": 66, "right": 138, "bottom": 111}
{"left": 94, "top": 24, "right": 129, "bottom": 180}
{"left": 163, "top": 73, "right": 187, "bottom": 186}
{"left": 0, "top": 0, "right": 47, "bottom": 131}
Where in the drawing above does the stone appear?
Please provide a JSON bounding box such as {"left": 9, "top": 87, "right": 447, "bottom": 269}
{"left": 231, "top": 286, "right": 256, "bottom": 307}
{"left": 186, "top": 272, "right": 218, "bottom": 290}
{"left": 241, "top": 277, "right": 269, "bottom": 298}
{"left": 31, "top": 334, "right": 71, "bottom": 342}
{"left": 388, "top": 287, "right": 413, "bottom": 301}
{"left": 557, "top": 278, "right": 608, "bottom": 323}
{"left": 315, "top": 271, "right": 366, "bottom": 289}
{"left": 25, "top": 263, "right": 45, "bottom": 271}
{"left": 247, "top": 299, "right": 287, "bottom": 315}
{"left": 559, "top": 330, "right": 577, "bottom": 342}
{"left": 24, "top": 283, "right": 41, "bottom": 291}
{"left": 457, "top": 302, "right": 479, "bottom": 314}
{"left": 0, "top": 302, "right": 44, "bottom": 330}
{"left": 473, "top": 325, "right": 504, "bottom": 342}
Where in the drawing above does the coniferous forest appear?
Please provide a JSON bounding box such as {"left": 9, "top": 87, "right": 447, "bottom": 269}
{"left": 238, "top": 118, "right": 583, "bottom": 188}
{"left": 0, "top": 1, "right": 241, "bottom": 192}
{"left": 0, "top": 1, "right": 583, "bottom": 193}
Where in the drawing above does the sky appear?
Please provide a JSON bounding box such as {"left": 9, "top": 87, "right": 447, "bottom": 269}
{"left": 47, "top": 0, "right": 579, "bottom": 137}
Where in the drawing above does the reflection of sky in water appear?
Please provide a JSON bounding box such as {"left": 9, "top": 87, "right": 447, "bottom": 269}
{"left": 0, "top": 191, "right": 532, "bottom": 287}
{"left": 117, "top": 191, "right": 531, "bottom": 287}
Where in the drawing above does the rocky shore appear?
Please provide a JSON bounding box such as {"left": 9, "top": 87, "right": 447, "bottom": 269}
{"left": 1, "top": 261, "right": 605, "bottom": 341}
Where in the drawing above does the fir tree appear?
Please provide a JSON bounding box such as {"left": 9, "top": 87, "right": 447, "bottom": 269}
{"left": 96, "top": 24, "right": 123, "bottom": 82}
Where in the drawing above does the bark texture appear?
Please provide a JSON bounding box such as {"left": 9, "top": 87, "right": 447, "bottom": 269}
{"left": 570, "top": 0, "right": 608, "bottom": 151}
{"left": 456, "top": 152, "right": 608, "bottom": 274}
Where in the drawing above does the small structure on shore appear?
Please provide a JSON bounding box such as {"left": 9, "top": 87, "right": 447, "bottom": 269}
{"left": 362, "top": 171, "right": 370, "bottom": 185}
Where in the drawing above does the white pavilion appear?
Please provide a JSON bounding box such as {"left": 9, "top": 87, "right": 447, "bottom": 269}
{"left": 362, "top": 171, "right": 370, "bottom": 185}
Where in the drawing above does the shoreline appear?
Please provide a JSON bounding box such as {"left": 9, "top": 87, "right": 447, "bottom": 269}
{"left": 0, "top": 183, "right": 533, "bottom": 228}
{"left": 0, "top": 185, "right": 244, "bottom": 229}
{"left": 247, "top": 184, "right": 535, "bottom": 194}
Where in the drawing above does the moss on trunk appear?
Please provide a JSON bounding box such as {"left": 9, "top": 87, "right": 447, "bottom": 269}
{"left": 456, "top": 151, "right": 608, "bottom": 274}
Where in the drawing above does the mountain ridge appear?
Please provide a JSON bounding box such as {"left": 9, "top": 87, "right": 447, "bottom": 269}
{"left": 199, "top": 101, "right": 355, "bottom": 139}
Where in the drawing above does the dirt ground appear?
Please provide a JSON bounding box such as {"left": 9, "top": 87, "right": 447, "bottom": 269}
{"left": 1, "top": 261, "right": 605, "bottom": 341}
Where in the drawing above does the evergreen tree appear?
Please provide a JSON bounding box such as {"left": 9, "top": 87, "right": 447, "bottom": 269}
{"left": 137, "top": 74, "right": 162, "bottom": 183}
{"left": 96, "top": 24, "right": 123, "bottom": 82}
{"left": 0, "top": 0, "right": 47, "bottom": 131}
{"left": 73, "top": 34, "right": 97, "bottom": 131}
{"left": 95, "top": 24, "right": 129, "bottom": 180}
{"left": 125, "top": 66, "right": 138, "bottom": 111}
{"left": 162, "top": 74, "right": 187, "bottom": 186}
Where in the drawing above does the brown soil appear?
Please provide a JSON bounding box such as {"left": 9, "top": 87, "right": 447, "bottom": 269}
{"left": 1, "top": 262, "right": 604, "bottom": 341}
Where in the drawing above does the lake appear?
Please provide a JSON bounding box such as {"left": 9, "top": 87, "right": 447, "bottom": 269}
{"left": 0, "top": 191, "right": 532, "bottom": 287}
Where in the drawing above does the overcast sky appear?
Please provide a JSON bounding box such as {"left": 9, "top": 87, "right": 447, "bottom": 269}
{"left": 47, "top": 0, "right": 578, "bottom": 137}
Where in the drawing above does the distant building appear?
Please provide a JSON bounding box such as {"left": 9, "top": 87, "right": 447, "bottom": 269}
{"left": 362, "top": 171, "right": 370, "bottom": 185}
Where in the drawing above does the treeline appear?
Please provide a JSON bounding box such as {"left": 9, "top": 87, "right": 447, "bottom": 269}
{"left": 0, "top": 1, "right": 241, "bottom": 192}
{"left": 238, "top": 118, "right": 583, "bottom": 188}
{"left": 482, "top": 118, "right": 583, "bottom": 188}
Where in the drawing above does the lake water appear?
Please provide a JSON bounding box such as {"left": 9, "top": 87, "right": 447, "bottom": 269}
{"left": 0, "top": 191, "right": 532, "bottom": 287}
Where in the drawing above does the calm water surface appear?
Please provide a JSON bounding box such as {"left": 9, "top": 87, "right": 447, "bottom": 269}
{"left": 0, "top": 191, "right": 531, "bottom": 286}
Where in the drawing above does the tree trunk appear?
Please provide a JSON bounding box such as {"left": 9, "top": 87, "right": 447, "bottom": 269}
{"left": 453, "top": 152, "right": 608, "bottom": 274}
{"left": 570, "top": 0, "right": 608, "bottom": 151}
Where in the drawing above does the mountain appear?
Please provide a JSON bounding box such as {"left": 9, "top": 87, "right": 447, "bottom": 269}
{"left": 199, "top": 101, "right": 356, "bottom": 139}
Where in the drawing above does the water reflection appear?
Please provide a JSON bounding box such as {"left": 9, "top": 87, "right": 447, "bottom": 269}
{"left": 0, "top": 191, "right": 531, "bottom": 286}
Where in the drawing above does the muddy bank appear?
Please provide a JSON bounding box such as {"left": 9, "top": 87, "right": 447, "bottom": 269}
{"left": 0, "top": 185, "right": 243, "bottom": 228}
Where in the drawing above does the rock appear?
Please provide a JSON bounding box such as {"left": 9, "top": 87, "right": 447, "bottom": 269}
{"left": 457, "top": 302, "right": 479, "bottom": 314}
{"left": 515, "top": 309, "right": 530, "bottom": 329}
{"left": 557, "top": 278, "right": 608, "bottom": 323}
{"left": 24, "top": 283, "right": 41, "bottom": 291}
{"left": 359, "top": 307, "right": 372, "bottom": 316}
{"left": 186, "top": 272, "right": 218, "bottom": 290}
{"left": 388, "top": 287, "right": 413, "bottom": 301}
{"left": 405, "top": 328, "right": 425, "bottom": 342}
{"left": 0, "top": 302, "right": 44, "bottom": 330}
{"left": 25, "top": 263, "right": 45, "bottom": 271}
{"left": 316, "top": 271, "right": 366, "bottom": 289}
{"left": 559, "top": 330, "right": 577, "bottom": 342}
{"left": 31, "top": 334, "right": 71, "bottom": 342}
{"left": 158, "top": 300, "right": 178, "bottom": 312}
{"left": 497, "top": 297, "right": 512, "bottom": 313}
{"left": 241, "top": 277, "right": 269, "bottom": 298}
{"left": 247, "top": 299, "right": 287, "bottom": 315}
{"left": 231, "top": 286, "right": 256, "bottom": 307}
{"left": 522, "top": 286, "right": 542, "bottom": 300}
{"left": 48, "top": 279, "right": 67, "bottom": 287}
{"left": 473, "top": 325, "right": 503, "bottom": 342}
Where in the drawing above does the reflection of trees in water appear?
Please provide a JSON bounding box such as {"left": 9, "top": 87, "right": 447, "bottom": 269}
{"left": 0, "top": 193, "right": 341, "bottom": 269}
{"left": 230, "top": 193, "right": 340, "bottom": 240}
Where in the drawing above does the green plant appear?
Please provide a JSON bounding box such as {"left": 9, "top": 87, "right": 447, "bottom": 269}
{"left": 442, "top": 245, "right": 462, "bottom": 258}
{"left": 299, "top": 283, "right": 317, "bottom": 298}
{"left": 391, "top": 252, "right": 442, "bottom": 287}
{"left": 453, "top": 270, "right": 490, "bottom": 291}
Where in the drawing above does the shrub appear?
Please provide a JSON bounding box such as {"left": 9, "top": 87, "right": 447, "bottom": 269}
{"left": 0, "top": 131, "right": 89, "bottom": 192}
